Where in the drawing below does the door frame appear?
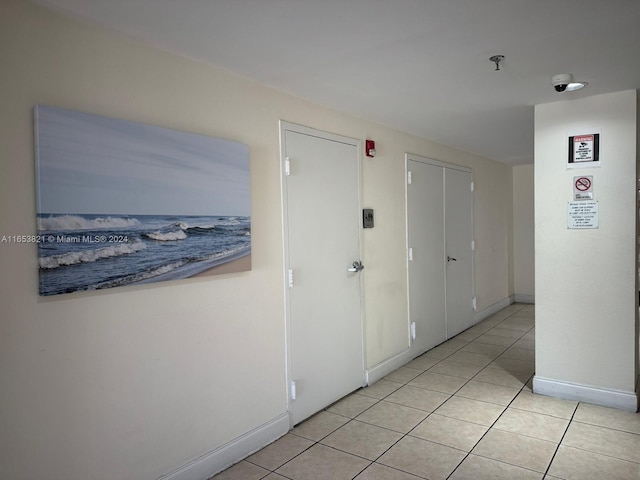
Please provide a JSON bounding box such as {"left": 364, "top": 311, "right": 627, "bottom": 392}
{"left": 405, "top": 153, "right": 476, "bottom": 355}
{"left": 279, "top": 120, "right": 367, "bottom": 427}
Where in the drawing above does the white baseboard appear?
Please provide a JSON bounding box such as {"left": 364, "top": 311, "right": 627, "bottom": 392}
{"left": 474, "top": 296, "right": 513, "bottom": 323}
{"left": 533, "top": 376, "right": 638, "bottom": 412}
{"left": 158, "top": 412, "right": 290, "bottom": 480}
{"left": 514, "top": 293, "right": 535, "bottom": 304}
{"left": 366, "top": 347, "right": 414, "bottom": 385}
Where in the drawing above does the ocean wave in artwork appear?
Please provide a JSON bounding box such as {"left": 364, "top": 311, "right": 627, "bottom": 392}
{"left": 39, "top": 241, "right": 147, "bottom": 269}
{"left": 38, "top": 214, "right": 141, "bottom": 231}
{"left": 145, "top": 230, "right": 188, "bottom": 241}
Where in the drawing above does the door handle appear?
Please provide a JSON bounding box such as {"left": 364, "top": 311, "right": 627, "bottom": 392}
{"left": 447, "top": 256, "right": 457, "bottom": 262}
{"left": 348, "top": 261, "right": 364, "bottom": 272}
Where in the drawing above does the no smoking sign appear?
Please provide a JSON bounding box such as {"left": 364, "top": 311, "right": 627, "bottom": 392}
{"left": 573, "top": 175, "right": 593, "bottom": 200}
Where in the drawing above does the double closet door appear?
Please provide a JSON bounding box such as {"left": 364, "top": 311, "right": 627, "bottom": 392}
{"left": 407, "top": 154, "right": 474, "bottom": 354}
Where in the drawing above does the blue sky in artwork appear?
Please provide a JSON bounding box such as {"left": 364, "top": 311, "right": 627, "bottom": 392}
{"left": 34, "top": 105, "right": 250, "bottom": 216}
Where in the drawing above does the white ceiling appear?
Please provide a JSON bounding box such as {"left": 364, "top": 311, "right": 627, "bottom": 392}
{"left": 34, "top": 0, "right": 640, "bottom": 165}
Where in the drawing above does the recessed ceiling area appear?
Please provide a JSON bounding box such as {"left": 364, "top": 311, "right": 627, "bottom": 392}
{"left": 33, "top": 0, "right": 640, "bottom": 165}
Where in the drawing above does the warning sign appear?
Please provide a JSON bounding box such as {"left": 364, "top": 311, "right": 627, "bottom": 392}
{"left": 568, "top": 132, "right": 600, "bottom": 168}
{"left": 573, "top": 135, "right": 595, "bottom": 161}
{"left": 573, "top": 175, "right": 593, "bottom": 200}
{"left": 567, "top": 201, "right": 598, "bottom": 229}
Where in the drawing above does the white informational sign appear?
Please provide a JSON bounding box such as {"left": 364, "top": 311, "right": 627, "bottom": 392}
{"left": 573, "top": 175, "right": 593, "bottom": 200}
{"left": 567, "top": 201, "right": 598, "bottom": 229}
{"left": 568, "top": 129, "right": 601, "bottom": 169}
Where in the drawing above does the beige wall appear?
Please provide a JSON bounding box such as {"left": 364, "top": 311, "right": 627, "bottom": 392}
{"left": 512, "top": 164, "right": 535, "bottom": 300}
{"left": 534, "top": 90, "right": 638, "bottom": 410}
{"left": 0, "top": 1, "right": 514, "bottom": 479}
{"left": 472, "top": 158, "right": 514, "bottom": 312}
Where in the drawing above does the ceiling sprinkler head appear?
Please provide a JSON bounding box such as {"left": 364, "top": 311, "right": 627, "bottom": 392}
{"left": 490, "top": 55, "right": 504, "bottom": 71}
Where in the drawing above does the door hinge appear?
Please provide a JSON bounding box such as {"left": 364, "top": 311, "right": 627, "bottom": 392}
{"left": 407, "top": 170, "right": 412, "bottom": 185}
{"left": 284, "top": 156, "right": 291, "bottom": 176}
{"left": 410, "top": 322, "right": 416, "bottom": 341}
{"left": 288, "top": 269, "right": 294, "bottom": 288}
{"left": 290, "top": 380, "right": 296, "bottom": 400}
{"left": 471, "top": 240, "right": 475, "bottom": 251}
{"left": 408, "top": 247, "right": 414, "bottom": 262}
{"left": 472, "top": 297, "right": 477, "bottom": 311}
{"left": 470, "top": 181, "right": 475, "bottom": 192}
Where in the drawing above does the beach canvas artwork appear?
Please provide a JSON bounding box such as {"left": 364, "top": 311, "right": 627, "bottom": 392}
{"left": 34, "top": 105, "right": 251, "bottom": 296}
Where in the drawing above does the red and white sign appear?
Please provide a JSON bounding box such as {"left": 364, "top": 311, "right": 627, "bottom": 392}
{"left": 573, "top": 175, "right": 593, "bottom": 200}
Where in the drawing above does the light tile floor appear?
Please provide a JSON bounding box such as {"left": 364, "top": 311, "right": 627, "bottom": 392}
{"left": 212, "top": 304, "right": 640, "bottom": 480}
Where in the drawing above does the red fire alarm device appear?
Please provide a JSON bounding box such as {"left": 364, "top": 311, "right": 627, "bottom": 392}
{"left": 365, "top": 139, "right": 376, "bottom": 157}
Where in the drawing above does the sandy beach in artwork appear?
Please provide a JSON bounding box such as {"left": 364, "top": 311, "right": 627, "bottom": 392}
{"left": 192, "top": 254, "right": 251, "bottom": 277}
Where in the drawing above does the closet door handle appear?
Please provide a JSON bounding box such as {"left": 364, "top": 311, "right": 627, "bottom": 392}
{"left": 447, "top": 256, "right": 457, "bottom": 262}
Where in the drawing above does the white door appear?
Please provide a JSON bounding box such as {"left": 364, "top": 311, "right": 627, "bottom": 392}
{"left": 444, "top": 167, "right": 474, "bottom": 337}
{"left": 281, "top": 122, "right": 365, "bottom": 426}
{"left": 407, "top": 160, "right": 446, "bottom": 352}
{"left": 407, "top": 155, "right": 474, "bottom": 352}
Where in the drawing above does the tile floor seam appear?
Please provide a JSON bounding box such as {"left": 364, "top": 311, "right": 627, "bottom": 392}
{"left": 508, "top": 405, "right": 575, "bottom": 421}
{"left": 372, "top": 436, "right": 458, "bottom": 480}
{"left": 488, "top": 425, "right": 565, "bottom": 445}
{"left": 453, "top": 394, "right": 516, "bottom": 408}
{"left": 350, "top": 461, "right": 373, "bottom": 480}
{"left": 326, "top": 392, "right": 386, "bottom": 422}
{"left": 260, "top": 471, "right": 291, "bottom": 480}
{"left": 315, "top": 442, "right": 377, "bottom": 464}
{"left": 541, "top": 400, "right": 579, "bottom": 478}
{"left": 369, "top": 463, "right": 426, "bottom": 480}
{"left": 444, "top": 374, "right": 530, "bottom": 478}
{"left": 369, "top": 460, "right": 426, "bottom": 480}
{"left": 356, "top": 416, "right": 435, "bottom": 479}
{"left": 346, "top": 414, "right": 426, "bottom": 436}
{"left": 327, "top": 416, "right": 423, "bottom": 439}
{"left": 282, "top": 411, "right": 378, "bottom": 475}
{"left": 289, "top": 413, "right": 352, "bottom": 441}
{"left": 367, "top": 414, "right": 431, "bottom": 475}
{"left": 448, "top": 393, "right": 517, "bottom": 410}
{"left": 502, "top": 403, "right": 576, "bottom": 422}
{"left": 457, "top": 452, "right": 550, "bottom": 477}
{"left": 403, "top": 430, "right": 477, "bottom": 455}
{"left": 380, "top": 398, "right": 449, "bottom": 414}
{"left": 383, "top": 352, "right": 473, "bottom": 395}
{"left": 552, "top": 440, "right": 640, "bottom": 466}
{"left": 245, "top": 434, "right": 319, "bottom": 474}
{"left": 270, "top": 441, "right": 375, "bottom": 479}
{"left": 570, "top": 418, "right": 640, "bottom": 436}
